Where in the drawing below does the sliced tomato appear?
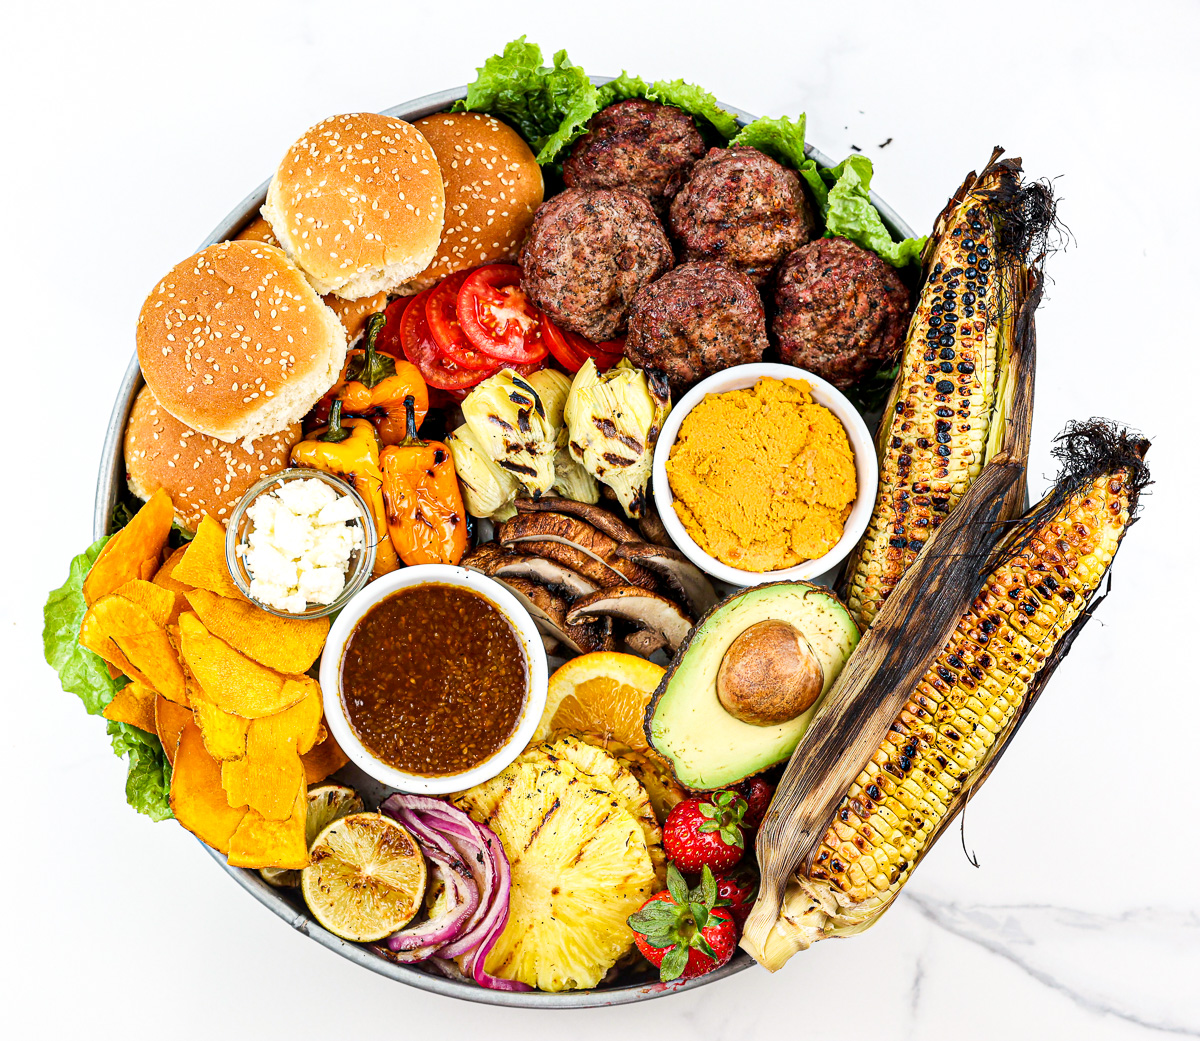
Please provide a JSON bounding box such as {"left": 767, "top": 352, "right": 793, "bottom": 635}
{"left": 375, "top": 296, "right": 410, "bottom": 357}
{"left": 457, "top": 264, "right": 549, "bottom": 363}
{"left": 401, "top": 289, "right": 500, "bottom": 391}
{"left": 541, "top": 318, "right": 624, "bottom": 374}
{"left": 426, "top": 272, "right": 497, "bottom": 371}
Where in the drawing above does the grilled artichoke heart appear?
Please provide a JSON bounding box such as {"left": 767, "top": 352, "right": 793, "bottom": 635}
{"left": 446, "top": 422, "right": 522, "bottom": 521}
{"left": 461, "top": 369, "right": 566, "bottom": 497}
{"left": 565, "top": 359, "right": 671, "bottom": 518}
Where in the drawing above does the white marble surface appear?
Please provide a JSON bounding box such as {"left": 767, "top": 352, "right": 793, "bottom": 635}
{"left": 3, "top": 0, "right": 1198, "bottom": 1036}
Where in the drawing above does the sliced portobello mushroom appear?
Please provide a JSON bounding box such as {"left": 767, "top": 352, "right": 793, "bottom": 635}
{"left": 503, "top": 539, "right": 625, "bottom": 590}
{"left": 490, "top": 556, "right": 598, "bottom": 599}
{"left": 565, "top": 586, "right": 694, "bottom": 655}
{"left": 637, "top": 503, "right": 673, "bottom": 548}
{"left": 614, "top": 542, "right": 718, "bottom": 616}
{"left": 461, "top": 542, "right": 512, "bottom": 576}
{"left": 624, "top": 628, "right": 669, "bottom": 657}
{"left": 515, "top": 497, "right": 642, "bottom": 544}
{"left": 498, "top": 514, "right": 656, "bottom": 589}
{"left": 496, "top": 577, "right": 613, "bottom": 655}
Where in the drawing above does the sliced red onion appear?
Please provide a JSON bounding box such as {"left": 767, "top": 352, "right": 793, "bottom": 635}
{"left": 378, "top": 793, "right": 530, "bottom": 992}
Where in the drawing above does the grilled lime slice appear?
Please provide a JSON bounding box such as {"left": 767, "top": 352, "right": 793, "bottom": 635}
{"left": 300, "top": 813, "right": 427, "bottom": 942}
{"left": 260, "top": 784, "right": 364, "bottom": 888}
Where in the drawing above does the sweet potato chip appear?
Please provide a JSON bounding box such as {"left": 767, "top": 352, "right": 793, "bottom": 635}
{"left": 113, "top": 579, "right": 177, "bottom": 629}
{"left": 226, "top": 778, "right": 308, "bottom": 870}
{"left": 302, "top": 729, "right": 349, "bottom": 784}
{"left": 79, "top": 595, "right": 164, "bottom": 688}
{"left": 117, "top": 629, "right": 187, "bottom": 705}
{"left": 102, "top": 681, "right": 158, "bottom": 733}
{"left": 153, "top": 546, "right": 193, "bottom": 608}
{"left": 84, "top": 489, "right": 174, "bottom": 605}
{"left": 177, "top": 613, "right": 308, "bottom": 718}
{"left": 155, "top": 696, "right": 193, "bottom": 767}
{"left": 138, "top": 557, "right": 159, "bottom": 581}
{"left": 171, "top": 516, "right": 245, "bottom": 600}
{"left": 220, "top": 682, "right": 322, "bottom": 819}
{"left": 183, "top": 589, "right": 329, "bottom": 673}
{"left": 189, "top": 679, "right": 249, "bottom": 761}
{"left": 170, "top": 721, "right": 248, "bottom": 852}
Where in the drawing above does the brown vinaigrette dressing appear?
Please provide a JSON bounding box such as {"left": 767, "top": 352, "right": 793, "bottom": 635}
{"left": 340, "top": 583, "right": 527, "bottom": 776}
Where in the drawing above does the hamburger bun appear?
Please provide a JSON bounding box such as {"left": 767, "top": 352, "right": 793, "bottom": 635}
{"left": 403, "top": 112, "right": 544, "bottom": 293}
{"left": 136, "top": 240, "right": 347, "bottom": 447}
{"left": 262, "top": 112, "right": 446, "bottom": 300}
{"left": 124, "top": 384, "right": 301, "bottom": 533}
{"left": 235, "top": 219, "right": 386, "bottom": 343}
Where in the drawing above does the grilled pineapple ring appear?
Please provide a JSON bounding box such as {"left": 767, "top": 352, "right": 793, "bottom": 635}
{"left": 454, "top": 741, "right": 660, "bottom": 991}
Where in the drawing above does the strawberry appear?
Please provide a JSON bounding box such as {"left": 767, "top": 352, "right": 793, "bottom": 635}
{"left": 663, "top": 791, "right": 748, "bottom": 873}
{"left": 628, "top": 865, "right": 738, "bottom": 982}
{"left": 714, "top": 866, "right": 759, "bottom": 927}
{"left": 734, "top": 778, "right": 774, "bottom": 830}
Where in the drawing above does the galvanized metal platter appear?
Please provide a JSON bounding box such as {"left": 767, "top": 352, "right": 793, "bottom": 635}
{"left": 93, "top": 81, "right": 916, "bottom": 1008}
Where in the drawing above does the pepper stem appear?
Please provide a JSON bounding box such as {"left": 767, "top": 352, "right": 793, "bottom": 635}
{"left": 346, "top": 313, "right": 396, "bottom": 389}
{"left": 319, "top": 399, "right": 352, "bottom": 443}
{"left": 400, "top": 395, "right": 426, "bottom": 447}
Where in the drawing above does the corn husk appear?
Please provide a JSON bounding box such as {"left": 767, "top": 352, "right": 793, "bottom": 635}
{"left": 564, "top": 359, "right": 671, "bottom": 518}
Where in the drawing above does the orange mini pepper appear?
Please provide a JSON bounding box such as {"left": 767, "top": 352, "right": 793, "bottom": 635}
{"left": 380, "top": 396, "right": 469, "bottom": 567}
{"left": 313, "top": 313, "right": 430, "bottom": 445}
{"left": 291, "top": 401, "right": 400, "bottom": 576}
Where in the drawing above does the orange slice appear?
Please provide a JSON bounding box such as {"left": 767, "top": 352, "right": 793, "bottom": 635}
{"left": 534, "top": 652, "right": 664, "bottom": 752}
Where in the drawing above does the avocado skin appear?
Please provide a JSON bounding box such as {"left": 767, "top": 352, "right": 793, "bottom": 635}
{"left": 645, "top": 580, "right": 860, "bottom": 790}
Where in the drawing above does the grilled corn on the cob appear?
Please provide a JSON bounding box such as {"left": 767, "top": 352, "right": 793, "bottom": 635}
{"left": 844, "top": 155, "right": 1036, "bottom": 630}
{"left": 749, "top": 421, "right": 1149, "bottom": 966}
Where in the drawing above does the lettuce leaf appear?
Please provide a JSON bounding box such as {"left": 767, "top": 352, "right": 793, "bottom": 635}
{"left": 821, "top": 155, "right": 926, "bottom": 267}
{"left": 44, "top": 535, "right": 173, "bottom": 820}
{"left": 455, "top": 37, "right": 600, "bottom": 164}
{"left": 731, "top": 114, "right": 808, "bottom": 170}
{"left": 109, "top": 722, "right": 173, "bottom": 822}
{"left": 596, "top": 73, "right": 740, "bottom": 141}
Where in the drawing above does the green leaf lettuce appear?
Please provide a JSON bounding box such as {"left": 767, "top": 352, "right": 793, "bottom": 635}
{"left": 455, "top": 37, "right": 600, "bottom": 164}
{"left": 43, "top": 535, "right": 173, "bottom": 820}
{"left": 821, "top": 155, "right": 926, "bottom": 267}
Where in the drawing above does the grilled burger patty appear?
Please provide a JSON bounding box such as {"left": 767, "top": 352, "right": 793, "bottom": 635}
{"left": 772, "top": 237, "right": 912, "bottom": 388}
{"left": 670, "top": 146, "right": 817, "bottom": 284}
{"left": 563, "top": 99, "right": 707, "bottom": 215}
{"left": 625, "top": 261, "right": 769, "bottom": 392}
{"left": 520, "top": 187, "right": 674, "bottom": 342}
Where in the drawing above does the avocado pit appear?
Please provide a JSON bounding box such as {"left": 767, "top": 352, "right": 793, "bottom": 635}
{"left": 716, "top": 620, "right": 824, "bottom": 726}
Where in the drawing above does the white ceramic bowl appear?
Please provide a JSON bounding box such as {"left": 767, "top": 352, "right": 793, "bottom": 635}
{"left": 651, "top": 363, "right": 879, "bottom": 587}
{"left": 319, "top": 564, "right": 549, "bottom": 795}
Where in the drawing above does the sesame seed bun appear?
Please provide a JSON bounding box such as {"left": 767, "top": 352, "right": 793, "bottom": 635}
{"left": 401, "top": 112, "right": 544, "bottom": 294}
{"left": 234, "top": 219, "right": 386, "bottom": 343}
{"left": 136, "top": 240, "right": 348, "bottom": 447}
{"left": 124, "top": 384, "right": 301, "bottom": 533}
{"left": 262, "top": 112, "right": 446, "bottom": 300}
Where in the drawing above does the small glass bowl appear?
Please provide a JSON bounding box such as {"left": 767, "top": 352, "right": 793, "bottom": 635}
{"left": 224, "top": 467, "right": 377, "bottom": 620}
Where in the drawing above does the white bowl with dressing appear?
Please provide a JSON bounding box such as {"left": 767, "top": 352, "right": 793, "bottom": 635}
{"left": 319, "top": 564, "right": 548, "bottom": 796}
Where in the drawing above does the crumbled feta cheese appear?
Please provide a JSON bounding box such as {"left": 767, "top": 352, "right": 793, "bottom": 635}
{"left": 241, "top": 477, "right": 364, "bottom": 613}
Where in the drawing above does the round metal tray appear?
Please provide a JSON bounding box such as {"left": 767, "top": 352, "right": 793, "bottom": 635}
{"left": 93, "top": 81, "right": 916, "bottom": 1007}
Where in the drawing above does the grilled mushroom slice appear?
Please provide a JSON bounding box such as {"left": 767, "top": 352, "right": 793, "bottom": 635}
{"left": 515, "top": 497, "right": 642, "bottom": 544}
{"left": 497, "top": 577, "right": 613, "bottom": 655}
{"left": 637, "top": 503, "right": 673, "bottom": 548}
{"left": 625, "top": 628, "right": 669, "bottom": 657}
{"left": 490, "top": 556, "right": 597, "bottom": 599}
{"left": 565, "top": 587, "right": 694, "bottom": 655}
{"left": 498, "top": 513, "right": 656, "bottom": 589}
{"left": 614, "top": 543, "right": 718, "bottom": 615}
{"left": 461, "top": 542, "right": 512, "bottom": 576}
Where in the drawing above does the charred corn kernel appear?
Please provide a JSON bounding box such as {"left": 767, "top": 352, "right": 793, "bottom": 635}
{"left": 803, "top": 466, "right": 1134, "bottom": 924}
{"left": 845, "top": 168, "right": 1017, "bottom": 630}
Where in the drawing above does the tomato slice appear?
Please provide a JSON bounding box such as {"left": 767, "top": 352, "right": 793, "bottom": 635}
{"left": 401, "top": 289, "right": 500, "bottom": 391}
{"left": 457, "top": 264, "right": 549, "bottom": 363}
{"left": 426, "top": 272, "right": 497, "bottom": 371}
{"left": 541, "top": 318, "right": 624, "bottom": 374}
{"left": 375, "top": 297, "right": 409, "bottom": 357}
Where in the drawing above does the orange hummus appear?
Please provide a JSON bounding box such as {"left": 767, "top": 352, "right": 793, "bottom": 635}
{"left": 665, "top": 378, "right": 857, "bottom": 572}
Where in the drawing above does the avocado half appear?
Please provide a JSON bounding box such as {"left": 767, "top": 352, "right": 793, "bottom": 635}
{"left": 644, "top": 580, "right": 860, "bottom": 790}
